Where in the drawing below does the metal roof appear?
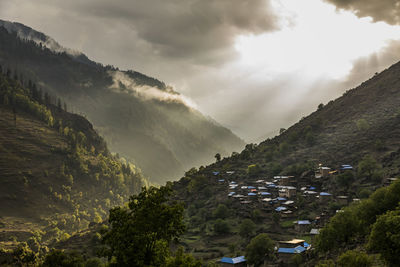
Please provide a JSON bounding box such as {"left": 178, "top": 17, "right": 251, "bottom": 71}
{"left": 220, "top": 256, "right": 246, "bottom": 264}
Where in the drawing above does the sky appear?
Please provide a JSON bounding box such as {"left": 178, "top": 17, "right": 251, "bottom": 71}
{"left": 1, "top": 0, "right": 400, "bottom": 142}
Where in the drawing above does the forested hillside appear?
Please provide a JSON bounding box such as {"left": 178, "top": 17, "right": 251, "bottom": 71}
{"left": 0, "top": 68, "right": 147, "bottom": 261}
{"left": 0, "top": 21, "right": 244, "bottom": 184}
{"left": 168, "top": 60, "right": 400, "bottom": 264}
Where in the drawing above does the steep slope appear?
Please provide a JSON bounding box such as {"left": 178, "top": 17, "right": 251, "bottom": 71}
{"left": 0, "top": 21, "right": 245, "bottom": 184}
{"left": 0, "top": 70, "right": 146, "bottom": 250}
{"left": 169, "top": 60, "right": 400, "bottom": 261}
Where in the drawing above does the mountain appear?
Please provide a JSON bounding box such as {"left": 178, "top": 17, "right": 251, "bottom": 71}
{"left": 0, "top": 70, "right": 147, "bottom": 252}
{"left": 169, "top": 60, "right": 400, "bottom": 262}
{"left": 0, "top": 20, "right": 245, "bottom": 184}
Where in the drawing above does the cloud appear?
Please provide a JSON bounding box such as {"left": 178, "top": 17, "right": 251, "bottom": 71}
{"left": 109, "top": 70, "right": 197, "bottom": 108}
{"left": 324, "top": 0, "right": 400, "bottom": 25}
{"left": 0, "top": 0, "right": 278, "bottom": 66}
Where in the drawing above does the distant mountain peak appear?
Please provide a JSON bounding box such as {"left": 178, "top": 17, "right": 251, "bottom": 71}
{"left": 0, "top": 19, "right": 94, "bottom": 66}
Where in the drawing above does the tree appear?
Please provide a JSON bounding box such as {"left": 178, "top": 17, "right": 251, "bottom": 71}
{"left": 165, "top": 247, "right": 202, "bottom": 267}
{"left": 337, "top": 250, "right": 372, "bottom": 267}
{"left": 357, "top": 155, "right": 382, "bottom": 182}
{"left": 214, "top": 153, "right": 221, "bottom": 162}
{"left": 42, "top": 250, "right": 84, "bottom": 267}
{"left": 336, "top": 171, "right": 355, "bottom": 190}
{"left": 368, "top": 209, "right": 400, "bottom": 266}
{"left": 102, "top": 186, "right": 185, "bottom": 266}
{"left": 213, "top": 204, "right": 230, "bottom": 219}
{"left": 239, "top": 219, "right": 256, "bottom": 238}
{"left": 318, "top": 103, "right": 324, "bottom": 110}
{"left": 213, "top": 219, "right": 230, "bottom": 234}
{"left": 245, "top": 234, "right": 274, "bottom": 267}
{"left": 279, "top": 128, "right": 286, "bottom": 134}
{"left": 247, "top": 164, "right": 261, "bottom": 177}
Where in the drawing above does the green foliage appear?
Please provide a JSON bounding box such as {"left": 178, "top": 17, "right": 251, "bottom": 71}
{"left": 316, "top": 180, "right": 400, "bottom": 253}
{"left": 247, "top": 164, "right": 261, "bottom": 177}
{"left": 12, "top": 242, "right": 38, "bottom": 266}
{"left": 336, "top": 171, "right": 355, "bottom": 189}
{"left": 239, "top": 219, "right": 256, "bottom": 238}
{"left": 213, "top": 219, "right": 230, "bottom": 235}
{"left": 356, "top": 118, "right": 370, "bottom": 131}
{"left": 102, "top": 186, "right": 185, "bottom": 266}
{"left": 316, "top": 259, "right": 335, "bottom": 267}
{"left": 42, "top": 250, "right": 84, "bottom": 267}
{"left": 368, "top": 209, "right": 400, "bottom": 266}
{"left": 289, "top": 254, "right": 303, "bottom": 266}
{"left": 337, "top": 250, "right": 373, "bottom": 267}
{"left": 165, "top": 247, "right": 202, "bottom": 267}
{"left": 357, "top": 155, "right": 383, "bottom": 182}
{"left": 213, "top": 204, "right": 230, "bottom": 219}
{"left": 245, "top": 234, "right": 274, "bottom": 267}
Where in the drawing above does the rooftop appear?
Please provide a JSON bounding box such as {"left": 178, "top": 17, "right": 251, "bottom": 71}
{"left": 220, "top": 256, "right": 246, "bottom": 264}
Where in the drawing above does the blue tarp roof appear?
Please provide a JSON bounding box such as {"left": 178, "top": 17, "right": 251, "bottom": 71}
{"left": 248, "top": 186, "right": 256, "bottom": 189}
{"left": 248, "top": 193, "right": 257, "bottom": 196}
{"left": 303, "top": 242, "right": 310, "bottom": 248}
{"left": 309, "top": 186, "right": 316, "bottom": 190}
{"left": 320, "top": 192, "right": 332, "bottom": 196}
{"left": 218, "top": 179, "right": 225, "bottom": 182}
{"left": 260, "top": 192, "right": 271, "bottom": 195}
{"left": 294, "top": 246, "right": 306, "bottom": 253}
{"left": 268, "top": 184, "right": 276, "bottom": 188}
{"left": 278, "top": 246, "right": 306, "bottom": 254}
{"left": 275, "top": 206, "right": 287, "bottom": 212}
{"left": 230, "top": 181, "right": 237, "bottom": 184}
{"left": 220, "top": 256, "right": 246, "bottom": 264}
{"left": 213, "top": 171, "right": 220, "bottom": 175}
{"left": 297, "top": 220, "right": 311, "bottom": 225}
{"left": 278, "top": 248, "right": 295, "bottom": 254}
{"left": 277, "top": 197, "right": 287, "bottom": 201}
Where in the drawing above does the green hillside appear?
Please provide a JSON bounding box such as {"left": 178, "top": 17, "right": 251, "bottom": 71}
{"left": 0, "top": 68, "right": 147, "bottom": 257}
{"left": 0, "top": 22, "right": 245, "bottom": 184}
{"left": 168, "top": 61, "right": 400, "bottom": 264}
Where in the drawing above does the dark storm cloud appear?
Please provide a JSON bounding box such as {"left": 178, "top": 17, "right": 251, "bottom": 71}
{"left": 325, "top": 0, "right": 400, "bottom": 25}
{"left": 8, "top": 0, "right": 277, "bottom": 65}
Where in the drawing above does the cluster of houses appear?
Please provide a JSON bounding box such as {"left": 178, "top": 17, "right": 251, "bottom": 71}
{"left": 213, "top": 164, "right": 400, "bottom": 265}
{"left": 213, "top": 165, "right": 354, "bottom": 265}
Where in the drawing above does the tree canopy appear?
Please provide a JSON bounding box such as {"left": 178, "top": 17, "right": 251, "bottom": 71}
{"left": 103, "top": 186, "right": 185, "bottom": 266}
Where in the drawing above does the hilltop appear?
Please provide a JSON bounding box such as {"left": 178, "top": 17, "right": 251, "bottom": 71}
{"left": 0, "top": 20, "right": 245, "bottom": 184}
{"left": 0, "top": 69, "right": 147, "bottom": 257}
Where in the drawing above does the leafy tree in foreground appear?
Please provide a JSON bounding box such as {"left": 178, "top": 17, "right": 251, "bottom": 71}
{"left": 103, "top": 186, "right": 185, "bottom": 267}
{"left": 368, "top": 209, "right": 400, "bottom": 267}
{"left": 245, "top": 233, "right": 274, "bottom": 267}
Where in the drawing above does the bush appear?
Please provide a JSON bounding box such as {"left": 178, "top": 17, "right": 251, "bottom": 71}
{"left": 337, "top": 250, "right": 372, "bottom": 267}
{"left": 213, "top": 219, "right": 230, "bottom": 234}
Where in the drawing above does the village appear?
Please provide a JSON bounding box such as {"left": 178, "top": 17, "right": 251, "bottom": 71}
{"left": 212, "top": 164, "right": 398, "bottom": 266}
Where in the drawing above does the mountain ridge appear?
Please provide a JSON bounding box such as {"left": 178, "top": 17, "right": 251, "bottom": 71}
{"left": 0, "top": 20, "right": 245, "bottom": 184}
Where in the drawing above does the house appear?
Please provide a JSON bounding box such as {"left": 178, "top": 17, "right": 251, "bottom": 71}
{"left": 319, "top": 192, "right": 332, "bottom": 202}
{"left": 295, "top": 220, "right": 311, "bottom": 232}
{"left": 220, "top": 256, "right": 246, "bottom": 267}
{"left": 279, "top": 187, "right": 297, "bottom": 198}
{"left": 337, "top": 196, "right": 349, "bottom": 205}
{"left": 277, "top": 246, "right": 306, "bottom": 263}
{"left": 340, "top": 164, "right": 353, "bottom": 171}
{"left": 320, "top": 167, "right": 331, "bottom": 177}
{"left": 213, "top": 171, "right": 220, "bottom": 176}
{"left": 279, "top": 239, "right": 306, "bottom": 248}
{"left": 279, "top": 176, "right": 290, "bottom": 186}
{"left": 275, "top": 206, "right": 287, "bottom": 212}
{"left": 310, "top": 228, "right": 320, "bottom": 242}
{"left": 226, "top": 171, "right": 235, "bottom": 175}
